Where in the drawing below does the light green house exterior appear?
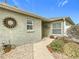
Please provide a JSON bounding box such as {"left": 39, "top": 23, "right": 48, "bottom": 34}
{"left": 42, "top": 17, "right": 75, "bottom": 37}
{"left": 0, "top": 3, "right": 43, "bottom": 46}
{"left": 0, "top": 3, "right": 75, "bottom": 46}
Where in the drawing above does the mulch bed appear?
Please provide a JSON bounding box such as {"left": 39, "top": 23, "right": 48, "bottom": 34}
{"left": 47, "top": 45, "right": 79, "bottom": 59}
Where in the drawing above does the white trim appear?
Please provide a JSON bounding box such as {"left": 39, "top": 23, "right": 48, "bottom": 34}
{"left": 27, "top": 20, "right": 34, "bottom": 30}
{"left": 27, "top": 30, "right": 35, "bottom": 33}
{"left": 63, "top": 18, "right": 66, "bottom": 35}
{"left": 52, "top": 22, "right": 62, "bottom": 34}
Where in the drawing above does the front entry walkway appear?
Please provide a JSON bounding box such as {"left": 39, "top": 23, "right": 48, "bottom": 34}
{"left": 33, "top": 37, "right": 55, "bottom": 59}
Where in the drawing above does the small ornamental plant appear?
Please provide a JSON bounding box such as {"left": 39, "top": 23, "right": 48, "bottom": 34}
{"left": 50, "top": 39, "right": 65, "bottom": 53}
{"left": 3, "top": 44, "right": 12, "bottom": 53}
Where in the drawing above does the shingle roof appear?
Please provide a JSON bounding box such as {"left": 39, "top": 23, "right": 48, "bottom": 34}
{"left": 0, "top": 3, "right": 75, "bottom": 25}
{"left": 0, "top": 3, "right": 47, "bottom": 20}
{"left": 49, "top": 17, "right": 75, "bottom": 25}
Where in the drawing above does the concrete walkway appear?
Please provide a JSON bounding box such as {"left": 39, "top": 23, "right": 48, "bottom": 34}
{"left": 33, "top": 37, "right": 55, "bottom": 59}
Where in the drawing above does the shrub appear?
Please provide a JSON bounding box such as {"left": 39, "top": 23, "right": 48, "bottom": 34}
{"left": 67, "top": 25, "right": 79, "bottom": 43}
{"left": 50, "top": 35, "right": 54, "bottom": 39}
{"left": 3, "top": 44, "right": 12, "bottom": 53}
{"left": 50, "top": 40, "right": 65, "bottom": 52}
{"left": 56, "top": 36, "right": 70, "bottom": 43}
{"left": 63, "top": 42, "right": 79, "bottom": 57}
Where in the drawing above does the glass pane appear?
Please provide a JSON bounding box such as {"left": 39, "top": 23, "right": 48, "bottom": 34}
{"left": 27, "top": 20, "right": 32, "bottom": 24}
{"left": 27, "top": 20, "right": 33, "bottom": 30}
{"left": 53, "top": 22, "right": 61, "bottom": 28}
{"left": 53, "top": 29, "right": 61, "bottom": 34}
{"left": 27, "top": 25, "right": 32, "bottom": 30}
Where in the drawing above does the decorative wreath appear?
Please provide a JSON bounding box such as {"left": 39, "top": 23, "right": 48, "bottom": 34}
{"left": 3, "top": 18, "right": 17, "bottom": 28}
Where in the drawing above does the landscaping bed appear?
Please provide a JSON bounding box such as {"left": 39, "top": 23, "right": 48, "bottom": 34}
{"left": 47, "top": 36, "right": 79, "bottom": 59}
{"left": 0, "top": 44, "right": 33, "bottom": 59}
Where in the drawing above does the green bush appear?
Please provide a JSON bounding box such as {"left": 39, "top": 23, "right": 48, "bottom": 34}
{"left": 56, "top": 36, "right": 70, "bottom": 43}
{"left": 50, "top": 39, "right": 64, "bottom": 52}
{"left": 63, "top": 42, "right": 79, "bottom": 57}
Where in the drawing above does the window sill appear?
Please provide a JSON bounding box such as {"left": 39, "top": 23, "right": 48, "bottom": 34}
{"left": 27, "top": 30, "right": 35, "bottom": 33}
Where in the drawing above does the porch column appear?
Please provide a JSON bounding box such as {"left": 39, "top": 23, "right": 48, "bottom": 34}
{"left": 63, "top": 18, "right": 66, "bottom": 36}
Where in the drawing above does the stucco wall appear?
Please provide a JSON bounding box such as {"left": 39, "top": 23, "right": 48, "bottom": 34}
{"left": 0, "top": 8, "right": 42, "bottom": 46}
{"left": 65, "top": 20, "right": 72, "bottom": 35}
{"left": 66, "top": 21, "right": 72, "bottom": 29}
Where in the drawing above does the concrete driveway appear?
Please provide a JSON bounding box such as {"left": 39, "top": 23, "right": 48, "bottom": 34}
{"left": 33, "top": 37, "right": 55, "bottom": 59}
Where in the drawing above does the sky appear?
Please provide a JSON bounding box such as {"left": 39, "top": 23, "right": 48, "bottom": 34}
{"left": 0, "top": 0, "right": 79, "bottom": 24}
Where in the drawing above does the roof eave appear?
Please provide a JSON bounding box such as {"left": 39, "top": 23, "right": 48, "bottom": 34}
{"left": 0, "top": 3, "right": 47, "bottom": 20}
{"left": 65, "top": 17, "right": 75, "bottom": 25}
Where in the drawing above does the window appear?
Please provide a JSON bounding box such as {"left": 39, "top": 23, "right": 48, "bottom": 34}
{"left": 27, "top": 20, "right": 33, "bottom": 30}
{"left": 52, "top": 22, "right": 62, "bottom": 34}
{"left": 53, "top": 29, "right": 61, "bottom": 34}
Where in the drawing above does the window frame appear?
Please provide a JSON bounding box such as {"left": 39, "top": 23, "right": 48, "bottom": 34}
{"left": 52, "top": 22, "right": 62, "bottom": 34}
{"left": 27, "top": 20, "right": 33, "bottom": 31}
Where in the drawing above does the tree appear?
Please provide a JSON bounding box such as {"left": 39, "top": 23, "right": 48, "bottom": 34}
{"left": 67, "top": 24, "right": 79, "bottom": 43}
